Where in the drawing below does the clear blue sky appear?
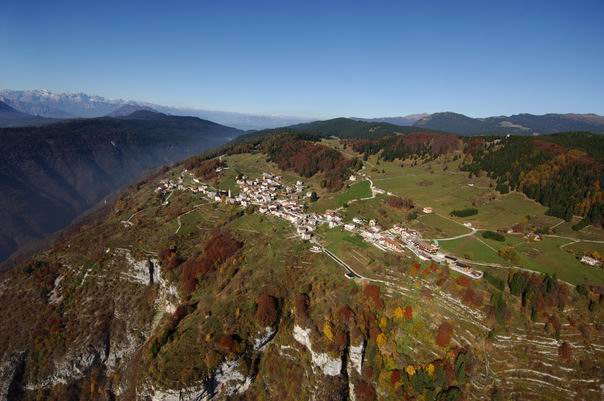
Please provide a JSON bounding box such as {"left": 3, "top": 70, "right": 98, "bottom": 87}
{"left": 1, "top": 0, "right": 603, "bottom": 118}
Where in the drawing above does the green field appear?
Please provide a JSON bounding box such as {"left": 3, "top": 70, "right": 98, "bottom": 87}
{"left": 310, "top": 180, "right": 372, "bottom": 212}
{"left": 415, "top": 213, "right": 472, "bottom": 239}
{"left": 323, "top": 154, "right": 604, "bottom": 286}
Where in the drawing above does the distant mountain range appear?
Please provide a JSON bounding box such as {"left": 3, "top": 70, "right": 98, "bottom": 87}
{"left": 0, "top": 109, "right": 242, "bottom": 263}
{"left": 3, "top": 89, "right": 604, "bottom": 134}
{"left": 0, "top": 89, "right": 310, "bottom": 130}
{"left": 0, "top": 99, "right": 56, "bottom": 127}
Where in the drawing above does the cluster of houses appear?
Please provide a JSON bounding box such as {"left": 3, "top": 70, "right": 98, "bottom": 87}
{"left": 162, "top": 167, "right": 483, "bottom": 279}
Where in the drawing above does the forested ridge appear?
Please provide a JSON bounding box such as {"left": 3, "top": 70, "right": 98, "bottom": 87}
{"left": 185, "top": 132, "right": 362, "bottom": 191}
{"left": 460, "top": 133, "right": 603, "bottom": 227}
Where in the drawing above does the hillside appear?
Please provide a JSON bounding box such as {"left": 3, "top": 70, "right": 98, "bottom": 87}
{"left": 0, "top": 133, "right": 602, "bottom": 401}
{"left": 0, "top": 112, "right": 242, "bottom": 263}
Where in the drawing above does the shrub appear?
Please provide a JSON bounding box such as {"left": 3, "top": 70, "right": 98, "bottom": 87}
{"left": 450, "top": 208, "right": 477, "bottom": 217}
{"left": 484, "top": 271, "right": 505, "bottom": 291}
{"left": 386, "top": 196, "right": 414, "bottom": 209}
{"left": 482, "top": 231, "right": 505, "bottom": 242}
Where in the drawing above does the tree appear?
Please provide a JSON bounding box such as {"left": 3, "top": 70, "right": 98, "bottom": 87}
{"left": 558, "top": 341, "right": 572, "bottom": 360}
{"left": 436, "top": 322, "right": 453, "bottom": 347}
{"left": 255, "top": 294, "right": 278, "bottom": 326}
{"left": 364, "top": 284, "right": 383, "bottom": 309}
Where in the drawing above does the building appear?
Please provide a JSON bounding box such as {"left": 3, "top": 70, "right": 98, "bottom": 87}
{"left": 423, "top": 207, "right": 433, "bottom": 214}
{"left": 414, "top": 240, "right": 439, "bottom": 254}
{"left": 344, "top": 223, "right": 356, "bottom": 231}
{"left": 581, "top": 256, "right": 602, "bottom": 267}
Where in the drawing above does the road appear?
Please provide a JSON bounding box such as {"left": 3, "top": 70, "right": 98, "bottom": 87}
{"left": 311, "top": 238, "right": 387, "bottom": 284}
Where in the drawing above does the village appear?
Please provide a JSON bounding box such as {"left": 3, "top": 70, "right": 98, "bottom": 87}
{"left": 154, "top": 166, "right": 484, "bottom": 279}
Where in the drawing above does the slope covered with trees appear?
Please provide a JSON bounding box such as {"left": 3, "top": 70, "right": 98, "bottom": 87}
{"left": 0, "top": 112, "right": 242, "bottom": 264}
{"left": 460, "top": 133, "right": 603, "bottom": 227}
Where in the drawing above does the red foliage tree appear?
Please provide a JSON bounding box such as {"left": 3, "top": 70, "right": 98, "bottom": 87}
{"left": 436, "top": 322, "right": 453, "bottom": 347}
{"left": 404, "top": 305, "right": 413, "bottom": 320}
{"left": 391, "top": 369, "right": 401, "bottom": 385}
{"left": 294, "top": 293, "right": 310, "bottom": 323}
{"left": 217, "top": 334, "right": 240, "bottom": 353}
{"left": 558, "top": 341, "right": 572, "bottom": 360}
{"left": 255, "top": 294, "right": 278, "bottom": 326}
{"left": 180, "top": 229, "right": 243, "bottom": 295}
{"left": 462, "top": 288, "right": 482, "bottom": 307}
{"left": 363, "top": 284, "right": 383, "bottom": 309}
{"left": 356, "top": 380, "right": 377, "bottom": 401}
{"left": 455, "top": 276, "right": 471, "bottom": 288}
{"left": 337, "top": 305, "right": 354, "bottom": 324}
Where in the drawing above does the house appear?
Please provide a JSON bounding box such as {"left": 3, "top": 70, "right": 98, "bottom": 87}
{"left": 463, "top": 222, "right": 472, "bottom": 228}
{"left": 328, "top": 221, "right": 339, "bottom": 228}
{"left": 352, "top": 217, "right": 364, "bottom": 225}
{"left": 525, "top": 232, "right": 542, "bottom": 241}
{"left": 414, "top": 240, "right": 439, "bottom": 254}
{"left": 301, "top": 232, "right": 312, "bottom": 241}
{"left": 581, "top": 256, "right": 602, "bottom": 267}
{"left": 344, "top": 224, "right": 356, "bottom": 232}
{"left": 422, "top": 207, "right": 433, "bottom": 214}
{"left": 349, "top": 175, "right": 357, "bottom": 181}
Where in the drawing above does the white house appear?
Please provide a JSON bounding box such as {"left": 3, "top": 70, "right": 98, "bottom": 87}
{"left": 423, "top": 207, "right": 433, "bottom": 214}
{"left": 581, "top": 256, "right": 602, "bottom": 267}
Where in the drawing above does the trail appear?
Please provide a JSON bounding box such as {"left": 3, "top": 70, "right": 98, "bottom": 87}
{"left": 174, "top": 202, "right": 210, "bottom": 234}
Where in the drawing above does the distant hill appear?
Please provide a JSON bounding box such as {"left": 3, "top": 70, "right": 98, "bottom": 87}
{"left": 414, "top": 112, "right": 604, "bottom": 135}
{"left": 0, "top": 113, "right": 242, "bottom": 262}
{"left": 0, "top": 99, "right": 56, "bottom": 127}
{"left": 106, "top": 104, "right": 158, "bottom": 117}
{"left": 351, "top": 114, "right": 429, "bottom": 126}
{"left": 285, "top": 117, "right": 449, "bottom": 138}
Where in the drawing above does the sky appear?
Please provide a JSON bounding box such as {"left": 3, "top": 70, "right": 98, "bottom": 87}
{"left": 1, "top": 0, "right": 603, "bottom": 119}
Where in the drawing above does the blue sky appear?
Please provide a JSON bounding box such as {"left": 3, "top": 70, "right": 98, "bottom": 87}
{"left": 1, "top": 0, "right": 603, "bottom": 118}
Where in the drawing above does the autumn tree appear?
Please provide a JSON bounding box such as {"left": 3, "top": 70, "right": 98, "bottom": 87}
{"left": 255, "top": 294, "right": 278, "bottom": 326}
{"left": 436, "top": 322, "right": 453, "bottom": 347}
